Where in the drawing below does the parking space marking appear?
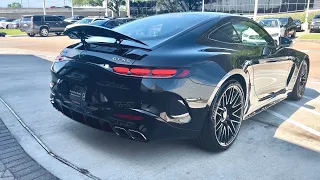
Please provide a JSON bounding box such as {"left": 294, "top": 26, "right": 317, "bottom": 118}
{"left": 303, "top": 96, "right": 320, "bottom": 102}
{"left": 266, "top": 109, "right": 320, "bottom": 137}
{"left": 309, "top": 81, "right": 320, "bottom": 85}
{"left": 282, "top": 101, "right": 320, "bottom": 116}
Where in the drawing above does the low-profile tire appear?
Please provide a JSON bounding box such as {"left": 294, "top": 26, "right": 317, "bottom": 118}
{"left": 291, "top": 30, "right": 296, "bottom": 38}
{"left": 27, "top": 33, "right": 35, "bottom": 37}
{"left": 288, "top": 60, "right": 309, "bottom": 101}
{"left": 40, "top": 27, "right": 49, "bottom": 37}
{"left": 197, "top": 80, "right": 245, "bottom": 152}
{"left": 55, "top": 33, "right": 61, "bottom": 36}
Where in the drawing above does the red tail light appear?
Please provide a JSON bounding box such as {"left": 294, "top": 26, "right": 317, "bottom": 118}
{"left": 56, "top": 55, "right": 62, "bottom": 61}
{"left": 113, "top": 67, "right": 129, "bottom": 74}
{"left": 112, "top": 66, "right": 192, "bottom": 78}
{"left": 130, "top": 68, "right": 151, "bottom": 76}
{"left": 152, "top": 69, "right": 177, "bottom": 77}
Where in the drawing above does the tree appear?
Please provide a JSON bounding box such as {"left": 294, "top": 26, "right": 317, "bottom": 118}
{"left": 7, "top": 2, "right": 22, "bottom": 8}
{"left": 107, "top": 0, "right": 126, "bottom": 17}
{"left": 157, "top": 0, "right": 211, "bottom": 12}
{"left": 73, "top": 0, "right": 104, "bottom": 6}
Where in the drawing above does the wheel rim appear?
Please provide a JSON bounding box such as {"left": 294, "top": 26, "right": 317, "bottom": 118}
{"left": 41, "top": 29, "right": 48, "bottom": 36}
{"left": 298, "top": 61, "right": 308, "bottom": 96}
{"left": 214, "top": 85, "right": 244, "bottom": 147}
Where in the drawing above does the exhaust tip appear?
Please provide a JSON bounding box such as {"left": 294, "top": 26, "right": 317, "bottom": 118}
{"left": 128, "top": 129, "right": 147, "bottom": 142}
{"left": 113, "top": 126, "right": 130, "bottom": 139}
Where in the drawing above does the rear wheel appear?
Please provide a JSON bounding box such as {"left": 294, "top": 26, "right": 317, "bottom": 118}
{"left": 40, "top": 27, "right": 49, "bottom": 37}
{"left": 288, "top": 60, "right": 308, "bottom": 101}
{"left": 197, "top": 80, "right": 244, "bottom": 151}
{"left": 27, "top": 33, "right": 35, "bottom": 37}
{"left": 291, "top": 29, "right": 296, "bottom": 38}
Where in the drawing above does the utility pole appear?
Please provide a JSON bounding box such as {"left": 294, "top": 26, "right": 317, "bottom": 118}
{"left": 202, "top": 0, "right": 205, "bottom": 12}
{"left": 127, "top": 0, "right": 130, "bottom": 17}
{"left": 305, "top": 0, "right": 311, "bottom": 29}
{"left": 105, "top": 0, "right": 108, "bottom": 17}
{"left": 71, "top": 0, "right": 74, "bottom": 16}
{"left": 42, "top": 0, "right": 46, "bottom": 15}
{"left": 253, "top": 0, "right": 259, "bottom": 21}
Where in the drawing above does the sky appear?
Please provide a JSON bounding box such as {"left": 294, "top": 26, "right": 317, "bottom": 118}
{"left": 1, "top": 0, "right": 71, "bottom": 8}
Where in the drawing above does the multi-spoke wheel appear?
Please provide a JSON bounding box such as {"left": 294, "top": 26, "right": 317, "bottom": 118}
{"left": 198, "top": 80, "right": 244, "bottom": 151}
{"left": 288, "top": 60, "right": 309, "bottom": 101}
{"left": 40, "top": 27, "right": 49, "bottom": 37}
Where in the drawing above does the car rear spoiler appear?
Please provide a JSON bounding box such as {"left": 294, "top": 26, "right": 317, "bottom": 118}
{"left": 63, "top": 25, "right": 148, "bottom": 46}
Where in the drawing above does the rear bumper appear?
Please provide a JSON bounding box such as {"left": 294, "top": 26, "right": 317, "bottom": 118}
{"left": 50, "top": 61, "right": 216, "bottom": 141}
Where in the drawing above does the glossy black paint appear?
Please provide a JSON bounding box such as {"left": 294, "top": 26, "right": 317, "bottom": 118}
{"left": 50, "top": 12, "right": 308, "bottom": 141}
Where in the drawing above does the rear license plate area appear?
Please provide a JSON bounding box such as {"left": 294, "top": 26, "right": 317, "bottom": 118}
{"left": 68, "top": 84, "right": 86, "bottom": 105}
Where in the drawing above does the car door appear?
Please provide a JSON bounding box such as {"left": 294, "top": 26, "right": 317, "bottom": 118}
{"left": 45, "top": 16, "right": 59, "bottom": 32}
{"left": 51, "top": 16, "right": 65, "bottom": 32}
{"left": 232, "top": 20, "right": 291, "bottom": 100}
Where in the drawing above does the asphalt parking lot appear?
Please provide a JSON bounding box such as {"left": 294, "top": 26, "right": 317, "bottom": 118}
{"left": 0, "top": 35, "right": 319, "bottom": 180}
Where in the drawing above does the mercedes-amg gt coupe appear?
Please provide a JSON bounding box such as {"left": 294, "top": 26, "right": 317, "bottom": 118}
{"left": 50, "top": 12, "right": 309, "bottom": 151}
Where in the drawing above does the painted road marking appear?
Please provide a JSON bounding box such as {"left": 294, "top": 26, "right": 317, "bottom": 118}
{"left": 282, "top": 101, "right": 320, "bottom": 116}
{"left": 303, "top": 95, "right": 320, "bottom": 103}
{"left": 266, "top": 109, "right": 320, "bottom": 137}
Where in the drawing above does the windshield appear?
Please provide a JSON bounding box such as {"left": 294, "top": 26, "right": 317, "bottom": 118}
{"left": 277, "top": 18, "right": 288, "bottom": 25}
{"left": 259, "top": 20, "right": 279, "bottom": 27}
{"left": 77, "top": 18, "right": 93, "bottom": 24}
{"left": 88, "top": 13, "right": 213, "bottom": 48}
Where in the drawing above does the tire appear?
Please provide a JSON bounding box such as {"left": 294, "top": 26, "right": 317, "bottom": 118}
{"left": 55, "top": 33, "right": 61, "bottom": 36}
{"left": 197, "top": 80, "right": 245, "bottom": 152}
{"left": 310, "top": 30, "right": 314, "bottom": 33}
{"left": 6, "top": 25, "right": 9, "bottom": 29}
{"left": 40, "top": 27, "right": 49, "bottom": 37}
{"left": 291, "top": 29, "right": 296, "bottom": 38}
{"left": 27, "top": 33, "right": 35, "bottom": 37}
{"left": 288, "top": 60, "right": 308, "bottom": 101}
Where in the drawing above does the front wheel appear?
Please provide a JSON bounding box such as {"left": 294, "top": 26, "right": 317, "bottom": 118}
{"left": 197, "top": 80, "right": 244, "bottom": 151}
{"left": 288, "top": 60, "right": 309, "bottom": 101}
{"left": 27, "top": 33, "right": 35, "bottom": 37}
{"left": 40, "top": 27, "right": 49, "bottom": 37}
{"left": 291, "top": 29, "right": 296, "bottom": 38}
{"left": 55, "top": 33, "right": 61, "bottom": 36}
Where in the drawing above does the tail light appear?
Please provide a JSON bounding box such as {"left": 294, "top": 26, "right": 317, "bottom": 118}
{"left": 114, "top": 114, "right": 143, "bottom": 120}
{"left": 112, "top": 66, "right": 192, "bottom": 78}
{"left": 55, "top": 55, "right": 72, "bottom": 62}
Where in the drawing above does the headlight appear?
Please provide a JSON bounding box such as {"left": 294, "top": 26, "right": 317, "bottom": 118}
{"left": 271, "top": 33, "right": 279, "bottom": 37}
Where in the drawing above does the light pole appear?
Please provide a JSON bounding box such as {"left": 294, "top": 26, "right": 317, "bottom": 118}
{"left": 127, "top": 0, "right": 130, "bottom": 17}
{"left": 42, "top": 0, "right": 46, "bottom": 15}
{"left": 105, "top": 0, "right": 109, "bottom": 17}
{"left": 202, "top": 0, "right": 205, "bottom": 12}
{"left": 253, "top": 0, "right": 259, "bottom": 21}
{"left": 305, "top": 0, "right": 311, "bottom": 29}
{"left": 71, "top": 0, "right": 74, "bottom": 16}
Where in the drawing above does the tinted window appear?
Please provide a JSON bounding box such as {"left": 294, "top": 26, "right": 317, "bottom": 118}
{"left": 33, "top": 16, "right": 43, "bottom": 22}
{"left": 52, "top": 16, "right": 62, "bottom": 21}
{"left": 314, "top": 14, "right": 320, "bottom": 19}
{"left": 78, "top": 18, "right": 93, "bottom": 24}
{"left": 114, "top": 14, "right": 212, "bottom": 41}
{"left": 233, "top": 21, "right": 274, "bottom": 46}
{"left": 93, "top": 19, "right": 104, "bottom": 22}
{"left": 22, "top": 16, "right": 32, "bottom": 21}
{"left": 259, "top": 19, "right": 279, "bottom": 27}
{"left": 107, "top": 21, "right": 117, "bottom": 27}
{"left": 45, "top": 16, "right": 54, "bottom": 21}
{"left": 209, "top": 23, "right": 241, "bottom": 43}
{"left": 278, "top": 18, "right": 288, "bottom": 25}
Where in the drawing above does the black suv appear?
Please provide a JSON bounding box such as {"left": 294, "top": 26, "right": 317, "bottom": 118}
{"left": 275, "top": 17, "right": 297, "bottom": 37}
{"left": 20, "top": 15, "right": 70, "bottom": 37}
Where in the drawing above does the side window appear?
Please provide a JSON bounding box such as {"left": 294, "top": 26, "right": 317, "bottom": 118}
{"left": 45, "top": 16, "right": 54, "bottom": 21}
{"left": 106, "top": 21, "right": 117, "bottom": 27}
{"left": 33, "top": 16, "right": 43, "bottom": 22}
{"left": 209, "top": 23, "right": 241, "bottom": 43}
{"left": 52, "top": 17, "right": 61, "bottom": 21}
{"left": 233, "top": 21, "right": 275, "bottom": 47}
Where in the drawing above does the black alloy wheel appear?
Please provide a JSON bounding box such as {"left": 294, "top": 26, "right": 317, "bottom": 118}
{"left": 198, "top": 80, "right": 244, "bottom": 151}
{"left": 289, "top": 60, "right": 308, "bottom": 101}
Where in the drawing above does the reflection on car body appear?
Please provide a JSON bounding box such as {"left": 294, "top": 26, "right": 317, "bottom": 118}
{"left": 51, "top": 12, "right": 309, "bottom": 152}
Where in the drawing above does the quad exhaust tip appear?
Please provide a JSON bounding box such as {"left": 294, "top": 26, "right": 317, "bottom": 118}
{"left": 113, "top": 126, "right": 147, "bottom": 142}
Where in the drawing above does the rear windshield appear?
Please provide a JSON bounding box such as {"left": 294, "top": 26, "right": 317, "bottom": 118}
{"left": 78, "top": 18, "right": 93, "bottom": 24}
{"left": 277, "top": 18, "right": 288, "bottom": 25}
{"left": 22, "top": 16, "right": 32, "bottom": 21}
{"left": 259, "top": 19, "right": 279, "bottom": 27}
{"left": 88, "top": 13, "right": 214, "bottom": 48}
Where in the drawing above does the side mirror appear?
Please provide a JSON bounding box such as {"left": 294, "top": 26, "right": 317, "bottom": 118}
{"left": 279, "top": 37, "right": 292, "bottom": 48}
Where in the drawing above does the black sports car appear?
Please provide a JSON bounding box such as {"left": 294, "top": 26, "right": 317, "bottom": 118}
{"left": 50, "top": 12, "right": 309, "bottom": 151}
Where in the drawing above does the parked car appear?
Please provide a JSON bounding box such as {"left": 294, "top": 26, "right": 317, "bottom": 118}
{"left": 20, "top": 15, "right": 71, "bottom": 37}
{"left": 90, "top": 18, "right": 136, "bottom": 28}
{"left": 8, "top": 19, "right": 20, "bottom": 29}
{"left": 259, "top": 19, "right": 284, "bottom": 45}
{"left": 0, "top": 17, "right": 7, "bottom": 21}
{"left": 0, "top": 19, "right": 15, "bottom": 29}
{"left": 293, "top": 19, "right": 302, "bottom": 32}
{"left": 64, "top": 15, "right": 85, "bottom": 23}
{"left": 65, "top": 17, "right": 106, "bottom": 31}
{"left": 51, "top": 13, "right": 308, "bottom": 152}
{"left": 273, "top": 17, "right": 297, "bottom": 37}
{"left": 310, "top": 14, "right": 320, "bottom": 33}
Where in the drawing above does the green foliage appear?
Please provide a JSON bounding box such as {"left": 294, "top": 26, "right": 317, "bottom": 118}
{"left": 300, "top": 33, "right": 320, "bottom": 40}
{"left": 7, "top": 2, "right": 22, "bottom": 8}
{"left": 0, "top": 29, "right": 25, "bottom": 35}
{"left": 72, "top": 0, "right": 104, "bottom": 6}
